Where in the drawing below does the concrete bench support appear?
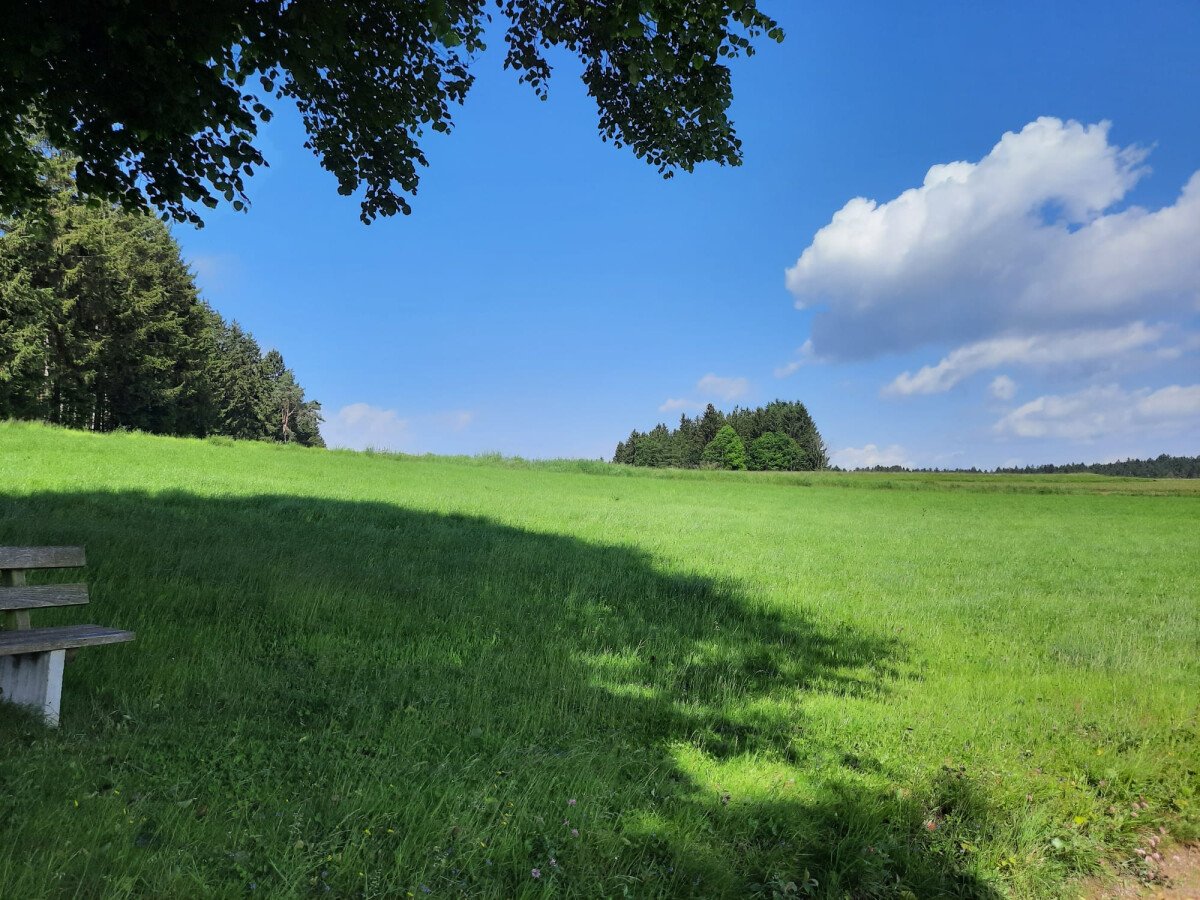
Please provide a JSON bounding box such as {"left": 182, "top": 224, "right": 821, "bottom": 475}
{"left": 0, "top": 547, "right": 134, "bottom": 726}
{"left": 0, "top": 649, "right": 65, "bottom": 726}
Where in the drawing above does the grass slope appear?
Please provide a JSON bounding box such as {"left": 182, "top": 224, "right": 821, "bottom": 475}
{"left": 0, "top": 422, "right": 1196, "bottom": 898}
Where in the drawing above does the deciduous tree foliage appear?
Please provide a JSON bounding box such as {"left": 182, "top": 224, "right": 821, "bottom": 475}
{"left": 614, "top": 400, "right": 828, "bottom": 471}
{"left": 748, "top": 430, "right": 804, "bottom": 471}
{"left": 701, "top": 423, "right": 746, "bottom": 470}
{"left": 0, "top": 1, "right": 782, "bottom": 224}
{"left": 0, "top": 151, "right": 323, "bottom": 445}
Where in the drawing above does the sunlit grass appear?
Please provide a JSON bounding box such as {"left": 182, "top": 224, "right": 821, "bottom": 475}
{"left": 0, "top": 421, "right": 1195, "bottom": 897}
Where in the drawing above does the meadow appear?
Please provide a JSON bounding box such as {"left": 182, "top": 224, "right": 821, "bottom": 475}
{"left": 0, "top": 421, "right": 1196, "bottom": 898}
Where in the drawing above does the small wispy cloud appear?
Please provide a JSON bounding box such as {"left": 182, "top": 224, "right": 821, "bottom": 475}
{"left": 659, "top": 373, "right": 750, "bottom": 414}
{"left": 187, "top": 253, "right": 240, "bottom": 294}
{"left": 989, "top": 375, "right": 1017, "bottom": 401}
{"left": 774, "top": 340, "right": 819, "bottom": 378}
{"left": 323, "top": 402, "right": 475, "bottom": 452}
{"left": 994, "top": 383, "right": 1200, "bottom": 440}
{"left": 831, "top": 443, "right": 910, "bottom": 469}
{"left": 323, "top": 403, "right": 410, "bottom": 451}
{"left": 434, "top": 410, "right": 475, "bottom": 431}
{"left": 658, "top": 397, "right": 696, "bottom": 413}
{"left": 696, "top": 373, "right": 750, "bottom": 402}
{"left": 884, "top": 322, "right": 1166, "bottom": 397}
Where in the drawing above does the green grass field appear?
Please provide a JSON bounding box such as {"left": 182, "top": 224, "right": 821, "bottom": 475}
{"left": 0, "top": 421, "right": 1196, "bottom": 898}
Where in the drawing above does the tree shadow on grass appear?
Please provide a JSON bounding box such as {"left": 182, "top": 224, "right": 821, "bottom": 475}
{"left": 0, "top": 489, "right": 1002, "bottom": 897}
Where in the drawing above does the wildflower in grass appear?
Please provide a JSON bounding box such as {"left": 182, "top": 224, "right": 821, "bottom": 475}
{"left": 531, "top": 868, "right": 541, "bottom": 879}
{"left": 924, "top": 819, "right": 937, "bottom": 831}
{"left": 568, "top": 799, "right": 576, "bottom": 806}
{"left": 571, "top": 829, "right": 579, "bottom": 837}
{"left": 549, "top": 858, "right": 557, "bottom": 867}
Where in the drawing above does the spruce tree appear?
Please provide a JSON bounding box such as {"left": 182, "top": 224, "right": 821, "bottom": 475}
{"left": 611, "top": 400, "right": 827, "bottom": 471}
{"left": 0, "top": 148, "right": 324, "bottom": 446}
{"left": 698, "top": 403, "right": 726, "bottom": 447}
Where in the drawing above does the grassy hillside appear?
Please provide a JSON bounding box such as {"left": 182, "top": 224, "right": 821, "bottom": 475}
{"left": 0, "top": 422, "right": 1196, "bottom": 897}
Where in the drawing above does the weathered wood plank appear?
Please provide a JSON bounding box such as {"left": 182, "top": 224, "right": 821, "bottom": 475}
{"left": 1, "top": 570, "right": 30, "bottom": 630}
{"left": 0, "top": 584, "right": 90, "bottom": 611}
{"left": 0, "top": 625, "right": 134, "bottom": 656}
{"left": 0, "top": 547, "right": 86, "bottom": 569}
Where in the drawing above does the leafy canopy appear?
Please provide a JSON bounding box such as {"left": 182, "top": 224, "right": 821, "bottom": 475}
{"left": 748, "top": 430, "right": 805, "bottom": 471}
{"left": 0, "top": 1, "right": 782, "bottom": 225}
{"left": 701, "top": 424, "right": 747, "bottom": 471}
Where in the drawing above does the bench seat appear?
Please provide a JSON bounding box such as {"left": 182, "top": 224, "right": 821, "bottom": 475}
{"left": 0, "top": 624, "right": 135, "bottom": 657}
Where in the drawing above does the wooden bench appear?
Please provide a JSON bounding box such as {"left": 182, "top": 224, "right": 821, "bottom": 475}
{"left": 0, "top": 547, "right": 134, "bottom": 726}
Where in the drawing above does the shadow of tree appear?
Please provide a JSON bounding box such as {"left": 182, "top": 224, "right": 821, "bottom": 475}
{"left": 0, "top": 489, "right": 1001, "bottom": 897}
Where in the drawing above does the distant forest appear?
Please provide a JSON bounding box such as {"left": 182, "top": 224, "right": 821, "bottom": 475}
{"left": 0, "top": 149, "right": 323, "bottom": 446}
{"left": 848, "top": 454, "right": 1200, "bottom": 479}
{"left": 614, "top": 401, "right": 827, "bottom": 470}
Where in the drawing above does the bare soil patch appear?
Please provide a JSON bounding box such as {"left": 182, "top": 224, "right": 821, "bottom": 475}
{"left": 1080, "top": 844, "right": 1200, "bottom": 899}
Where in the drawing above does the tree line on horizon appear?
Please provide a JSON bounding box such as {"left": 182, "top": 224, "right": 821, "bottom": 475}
{"left": 843, "top": 454, "right": 1200, "bottom": 479}
{"left": 614, "top": 401, "right": 828, "bottom": 471}
{"left": 0, "top": 150, "right": 323, "bottom": 446}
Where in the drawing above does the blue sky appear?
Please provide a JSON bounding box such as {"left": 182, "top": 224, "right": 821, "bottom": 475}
{"left": 177, "top": 2, "right": 1200, "bottom": 467}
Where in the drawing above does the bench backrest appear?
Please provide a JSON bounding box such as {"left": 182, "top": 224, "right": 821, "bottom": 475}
{"left": 0, "top": 547, "right": 86, "bottom": 571}
{"left": 0, "top": 547, "right": 89, "bottom": 628}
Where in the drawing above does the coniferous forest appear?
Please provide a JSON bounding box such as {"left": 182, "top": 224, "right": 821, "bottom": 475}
{"left": 613, "top": 401, "right": 828, "bottom": 470}
{"left": 0, "top": 151, "right": 323, "bottom": 446}
{"left": 993, "top": 454, "right": 1200, "bottom": 478}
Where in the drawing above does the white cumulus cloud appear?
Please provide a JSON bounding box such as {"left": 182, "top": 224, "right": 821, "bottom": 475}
{"left": 994, "top": 383, "right": 1200, "bottom": 440}
{"left": 832, "top": 443, "right": 910, "bottom": 469}
{"left": 323, "top": 403, "right": 474, "bottom": 452}
{"left": 785, "top": 118, "right": 1200, "bottom": 359}
{"left": 883, "top": 322, "right": 1166, "bottom": 396}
